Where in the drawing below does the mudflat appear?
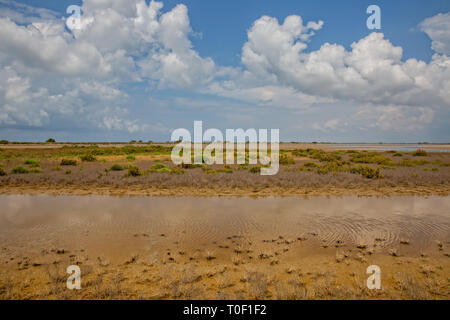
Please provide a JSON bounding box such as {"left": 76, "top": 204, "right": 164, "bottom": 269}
{"left": 0, "top": 195, "right": 448, "bottom": 299}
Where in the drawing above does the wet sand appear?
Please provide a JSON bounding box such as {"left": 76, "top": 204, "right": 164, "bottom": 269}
{"left": 0, "top": 195, "right": 448, "bottom": 299}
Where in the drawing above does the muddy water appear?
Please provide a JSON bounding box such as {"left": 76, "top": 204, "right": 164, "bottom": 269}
{"left": 0, "top": 195, "right": 449, "bottom": 261}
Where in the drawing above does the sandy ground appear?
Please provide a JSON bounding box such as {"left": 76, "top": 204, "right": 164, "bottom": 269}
{"left": 0, "top": 195, "right": 448, "bottom": 300}
{"left": 1, "top": 184, "right": 450, "bottom": 197}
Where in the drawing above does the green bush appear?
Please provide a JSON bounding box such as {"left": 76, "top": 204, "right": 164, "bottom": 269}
{"left": 316, "top": 161, "right": 348, "bottom": 175}
{"left": 393, "top": 152, "right": 403, "bottom": 157}
{"left": 150, "top": 163, "right": 169, "bottom": 170}
{"left": 46, "top": 138, "right": 56, "bottom": 143}
{"left": 395, "top": 159, "right": 428, "bottom": 167}
{"left": 249, "top": 166, "right": 261, "bottom": 174}
{"left": 279, "top": 154, "right": 295, "bottom": 165}
{"left": 350, "top": 152, "right": 392, "bottom": 165}
{"left": 412, "top": 149, "right": 428, "bottom": 156}
{"left": 11, "top": 166, "right": 29, "bottom": 174}
{"left": 303, "top": 161, "right": 318, "bottom": 168}
{"left": 126, "top": 165, "right": 141, "bottom": 177}
{"left": 80, "top": 154, "right": 97, "bottom": 162}
{"left": 60, "top": 159, "right": 77, "bottom": 166}
{"left": 0, "top": 168, "right": 6, "bottom": 176}
{"left": 181, "top": 163, "right": 204, "bottom": 169}
{"left": 126, "top": 154, "right": 136, "bottom": 161}
{"left": 350, "top": 165, "right": 382, "bottom": 179}
{"left": 110, "top": 164, "right": 124, "bottom": 171}
{"left": 24, "top": 159, "right": 40, "bottom": 167}
{"left": 0, "top": 140, "right": 9, "bottom": 144}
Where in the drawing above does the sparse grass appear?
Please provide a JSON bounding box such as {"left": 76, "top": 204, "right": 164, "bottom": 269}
{"left": 350, "top": 152, "right": 392, "bottom": 165}
{"left": 0, "top": 168, "right": 6, "bottom": 176}
{"left": 126, "top": 165, "right": 142, "bottom": 177}
{"left": 29, "top": 168, "right": 43, "bottom": 174}
{"left": 80, "top": 154, "right": 97, "bottom": 162}
{"left": 395, "top": 159, "right": 429, "bottom": 167}
{"left": 60, "top": 159, "right": 77, "bottom": 166}
{"left": 109, "top": 164, "right": 124, "bottom": 171}
{"left": 393, "top": 152, "right": 403, "bottom": 157}
{"left": 412, "top": 149, "right": 428, "bottom": 157}
{"left": 126, "top": 154, "right": 136, "bottom": 161}
{"left": 350, "top": 165, "right": 382, "bottom": 179}
{"left": 249, "top": 166, "right": 261, "bottom": 174}
{"left": 24, "top": 159, "right": 40, "bottom": 167}
{"left": 11, "top": 166, "right": 29, "bottom": 174}
{"left": 279, "top": 154, "right": 295, "bottom": 165}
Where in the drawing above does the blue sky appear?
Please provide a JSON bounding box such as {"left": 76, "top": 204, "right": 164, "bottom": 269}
{"left": 1, "top": 0, "right": 450, "bottom": 142}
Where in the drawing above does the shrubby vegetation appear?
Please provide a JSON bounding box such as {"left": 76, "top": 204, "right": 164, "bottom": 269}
{"left": 60, "top": 159, "right": 77, "bottom": 166}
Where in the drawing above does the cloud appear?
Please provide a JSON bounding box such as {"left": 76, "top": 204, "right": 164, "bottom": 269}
{"left": 420, "top": 12, "right": 450, "bottom": 55}
{"left": 238, "top": 16, "right": 450, "bottom": 108}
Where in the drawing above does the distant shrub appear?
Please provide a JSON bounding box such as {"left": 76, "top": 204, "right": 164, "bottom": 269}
{"left": 126, "top": 154, "right": 136, "bottom": 161}
{"left": 303, "top": 161, "right": 318, "bottom": 168}
{"left": 110, "top": 164, "right": 124, "bottom": 171}
{"left": 393, "top": 152, "right": 403, "bottom": 157}
{"left": 60, "top": 159, "right": 77, "bottom": 166}
{"left": 350, "top": 165, "right": 382, "bottom": 179}
{"left": 279, "top": 154, "right": 295, "bottom": 165}
{"left": 412, "top": 149, "right": 427, "bottom": 156}
{"left": 0, "top": 140, "right": 9, "bottom": 144}
{"left": 29, "top": 168, "right": 43, "bottom": 174}
{"left": 46, "top": 138, "right": 56, "bottom": 143}
{"left": 350, "top": 152, "right": 392, "bottom": 165}
{"left": 169, "top": 168, "right": 185, "bottom": 174}
{"left": 11, "top": 166, "right": 29, "bottom": 174}
{"left": 80, "top": 154, "right": 97, "bottom": 162}
{"left": 216, "top": 165, "right": 233, "bottom": 173}
{"left": 24, "top": 159, "right": 40, "bottom": 167}
{"left": 316, "top": 161, "right": 348, "bottom": 175}
{"left": 0, "top": 168, "right": 6, "bottom": 176}
{"left": 203, "top": 167, "right": 217, "bottom": 174}
{"left": 395, "top": 159, "right": 428, "bottom": 167}
{"left": 127, "top": 165, "right": 141, "bottom": 177}
{"left": 249, "top": 166, "right": 261, "bottom": 174}
{"left": 181, "top": 163, "right": 204, "bottom": 169}
{"left": 150, "top": 163, "right": 168, "bottom": 170}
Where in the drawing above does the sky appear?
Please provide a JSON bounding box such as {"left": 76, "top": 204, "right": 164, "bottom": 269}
{"left": 0, "top": 0, "right": 449, "bottom": 142}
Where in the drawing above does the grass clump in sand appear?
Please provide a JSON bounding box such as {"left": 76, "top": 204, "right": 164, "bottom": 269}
{"left": 11, "top": 166, "right": 29, "bottom": 174}
{"left": 0, "top": 167, "right": 6, "bottom": 176}
{"left": 110, "top": 164, "right": 124, "bottom": 171}
{"left": 249, "top": 166, "right": 261, "bottom": 174}
{"left": 24, "top": 159, "right": 40, "bottom": 167}
{"left": 126, "top": 165, "right": 142, "bottom": 177}
{"left": 60, "top": 159, "right": 77, "bottom": 166}
{"left": 393, "top": 152, "right": 403, "bottom": 157}
{"left": 80, "top": 154, "right": 97, "bottom": 162}
{"left": 279, "top": 154, "right": 295, "bottom": 165}
{"left": 126, "top": 154, "right": 136, "bottom": 161}
{"left": 395, "top": 159, "right": 429, "bottom": 167}
{"left": 349, "top": 152, "right": 392, "bottom": 165}
{"left": 316, "top": 161, "right": 348, "bottom": 175}
{"left": 147, "top": 163, "right": 184, "bottom": 174}
{"left": 412, "top": 149, "right": 428, "bottom": 156}
{"left": 350, "top": 165, "right": 382, "bottom": 179}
